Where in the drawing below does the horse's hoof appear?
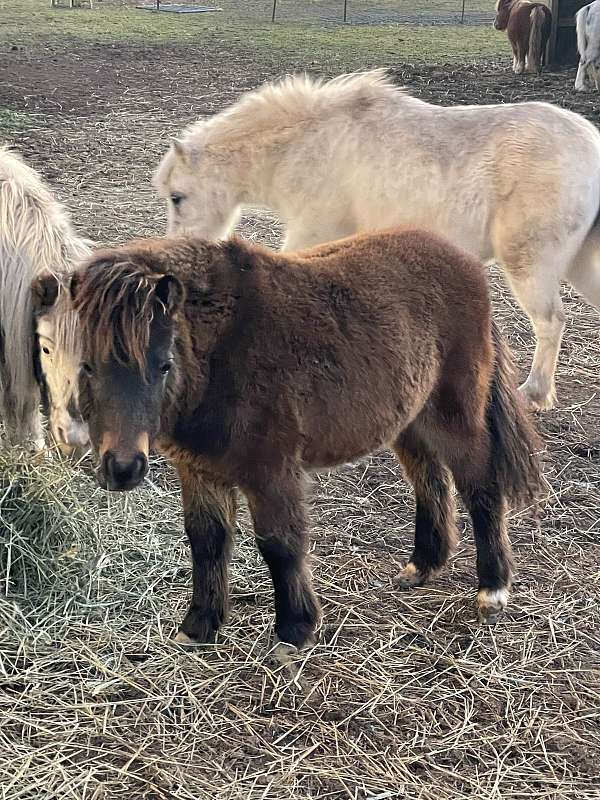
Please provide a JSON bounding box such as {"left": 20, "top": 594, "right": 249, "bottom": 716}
{"left": 394, "top": 562, "right": 427, "bottom": 588}
{"left": 476, "top": 588, "right": 509, "bottom": 625}
{"left": 518, "top": 381, "right": 556, "bottom": 411}
{"left": 275, "top": 622, "right": 317, "bottom": 652}
{"left": 174, "top": 631, "right": 199, "bottom": 645}
{"left": 174, "top": 627, "right": 217, "bottom": 645}
{"left": 271, "top": 636, "right": 311, "bottom": 660}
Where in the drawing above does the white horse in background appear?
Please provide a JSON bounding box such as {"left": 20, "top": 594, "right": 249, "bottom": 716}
{"left": 0, "top": 146, "right": 90, "bottom": 452}
{"left": 576, "top": 1, "right": 600, "bottom": 91}
{"left": 154, "top": 70, "right": 600, "bottom": 411}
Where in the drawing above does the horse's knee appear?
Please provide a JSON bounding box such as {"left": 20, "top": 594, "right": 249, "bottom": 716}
{"left": 256, "top": 531, "right": 303, "bottom": 565}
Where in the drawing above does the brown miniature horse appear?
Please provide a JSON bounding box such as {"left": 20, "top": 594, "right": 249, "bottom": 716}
{"left": 494, "top": 0, "right": 552, "bottom": 74}
{"left": 50, "top": 229, "right": 541, "bottom": 648}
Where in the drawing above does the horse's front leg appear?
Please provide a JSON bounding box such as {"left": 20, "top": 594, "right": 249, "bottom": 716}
{"left": 245, "top": 469, "right": 321, "bottom": 649}
{"left": 175, "top": 463, "right": 237, "bottom": 644}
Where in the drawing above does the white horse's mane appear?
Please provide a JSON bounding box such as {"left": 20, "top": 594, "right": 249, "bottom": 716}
{"left": 185, "top": 69, "right": 402, "bottom": 142}
{"left": 0, "top": 146, "right": 90, "bottom": 440}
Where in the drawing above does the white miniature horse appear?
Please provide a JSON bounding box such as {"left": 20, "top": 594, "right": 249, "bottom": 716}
{"left": 0, "top": 147, "right": 90, "bottom": 452}
{"left": 154, "top": 70, "right": 600, "bottom": 410}
{"left": 576, "top": 1, "right": 600, "bottom": 91}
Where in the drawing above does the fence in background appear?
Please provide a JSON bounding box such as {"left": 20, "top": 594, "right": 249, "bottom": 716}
{"left": 244, "top": 1, "right": 496, "bottom": 26}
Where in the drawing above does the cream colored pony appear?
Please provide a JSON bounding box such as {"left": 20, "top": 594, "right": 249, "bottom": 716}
{"left": 0, "top": 147, "right": 89, "bottom": 452}
{"left": 576, "top": 0, "right": 600, "bottom": 91}
{"left": 154, "top": 69, "right": 600, "bottom": 411}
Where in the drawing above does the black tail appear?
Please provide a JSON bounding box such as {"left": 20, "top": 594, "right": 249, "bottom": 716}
{"left": 488, "top": 321, "right": 543, "bottom": 508}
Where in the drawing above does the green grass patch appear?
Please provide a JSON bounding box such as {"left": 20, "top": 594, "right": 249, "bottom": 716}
{"left": 0, "top": 1, "right": 506, "bottom": 65}
{"left": 0, "top": 108, "right": 44, "bottom": 138}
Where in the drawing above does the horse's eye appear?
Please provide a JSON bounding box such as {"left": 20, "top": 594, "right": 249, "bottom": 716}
{"left": 170, "top": 193, "right": 184, "bottom": 208}
{"left": 81, "top": 362, "right": 93, "bottom": 376}
{"left": 42, "top": 347, "right": 51, "bottom": 355}
{"left": 160, "top": 361, "right": 172, "bottom": 375}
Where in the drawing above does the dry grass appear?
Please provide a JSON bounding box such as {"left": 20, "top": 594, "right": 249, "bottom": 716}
{"left": 0, "top": 31, "right": 599, "bottom": 800}
{"left": 1, "top": 402, "right": 599, "bottom": 799}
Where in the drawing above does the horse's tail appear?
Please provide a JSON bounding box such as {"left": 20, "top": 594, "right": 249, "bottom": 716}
{"left": 528, "top": 6, "right": 546, "bottom": 72}
{"left": 487, "top": 321, "right": 542, "bottom": 509}
{"left": 576, "top": 4, "right": 590, "bottom": 59}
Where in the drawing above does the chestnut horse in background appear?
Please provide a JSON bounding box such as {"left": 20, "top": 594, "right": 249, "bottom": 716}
{"left": 55, "top": 229, "right": 541, "bottom": 649}
{"left": 494, "top": 0, "right": 552, "bottom": 74}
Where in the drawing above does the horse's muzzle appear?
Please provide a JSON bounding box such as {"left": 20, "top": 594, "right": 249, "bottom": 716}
{"left": 99, "top": 450, "right": 148, "bottom": 492}
{"left": 54, "top": 420, "right": 90, "bottom": 456}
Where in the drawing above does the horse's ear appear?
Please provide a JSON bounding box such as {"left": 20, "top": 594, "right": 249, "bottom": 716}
{"left": 31, "top": 272, "right": 60, "bottom": 314}
{"left": 171, "top": 138, "right": 189, "bottom": 164}
{"left": 155, "top": 274, "right": 184, "bottom": 315}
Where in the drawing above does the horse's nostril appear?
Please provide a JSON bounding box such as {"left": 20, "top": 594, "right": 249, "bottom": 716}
{"left": 103, "top": 451, "right": 148, "bottom": 491}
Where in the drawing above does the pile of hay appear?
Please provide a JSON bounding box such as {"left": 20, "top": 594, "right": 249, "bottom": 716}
{"left": 0, "top": 434, "right": 598, "bottom": 799}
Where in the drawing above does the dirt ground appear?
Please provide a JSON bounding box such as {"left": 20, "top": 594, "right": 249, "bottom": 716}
{"left": 1, "top": 31, "right": 600, "bottom": 800}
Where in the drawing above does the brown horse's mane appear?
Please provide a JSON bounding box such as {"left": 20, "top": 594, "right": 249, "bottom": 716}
{"left": 73, "top": 257, "right": 165, "bottom": 371}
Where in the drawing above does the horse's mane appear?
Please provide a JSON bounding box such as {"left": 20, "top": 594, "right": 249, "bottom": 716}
{"left": 0, "top": 146, "right": 90, "bottom": 431}
{"left": 185, "top": 69, "right": 403, "bottom": 143}
{"left": 74, "top": 257, "right": 165, "bottom": 372}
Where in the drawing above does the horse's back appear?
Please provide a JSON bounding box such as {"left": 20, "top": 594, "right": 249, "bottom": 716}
{"left": 278, "top": 90, "right": 600, "bottom": 257}
{"left": 295, "top": 227, "right": 488, "bottom": 306}
{"left": 507, "top": 1, "right": 551, "bottom": 29}
{"left": 268, "top": 229, "right": 492, "bottom": 466}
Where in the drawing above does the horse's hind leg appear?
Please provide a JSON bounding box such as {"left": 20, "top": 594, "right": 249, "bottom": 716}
{"left": 575, "top": 60, "right": 588, "bottom": 91}
{"left": 245, "top": 468, "right": 321, "bottom": 649}
{"left": 461, "top": 495, "right": 512, "bottom": 624}
{"left": 513, "top": 40, "right": 526, "bottom": 73}
{"left": 393, "top": 427, "right": 458, "bottom": 588}
{"left": 451, "top": 461, "right": 513, "bottom": 625}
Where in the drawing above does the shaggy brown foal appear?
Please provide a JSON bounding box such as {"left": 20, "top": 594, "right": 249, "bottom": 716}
{"left": 53, "top": 229, "right": 540, "bottom": 648}
{"left": 494, "top": 0, "right": 552, "bottom": 74}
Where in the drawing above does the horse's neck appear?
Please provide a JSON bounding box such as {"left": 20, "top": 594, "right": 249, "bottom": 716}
{"left": 495, "top": 0, "right": 515, "bottom": 28}
{"left": 172, "top": 255, "right": 238, "bottom": 399}
{"left": 212, "top": 127, "right": 292, "bottom": 220}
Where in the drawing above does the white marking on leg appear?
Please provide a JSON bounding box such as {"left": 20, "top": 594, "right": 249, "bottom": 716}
{"left": 477, "top": 587, "right": 509, "bottom": 624}
{"left": 477, "top": 587, "right": 509, "bottom": 611}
